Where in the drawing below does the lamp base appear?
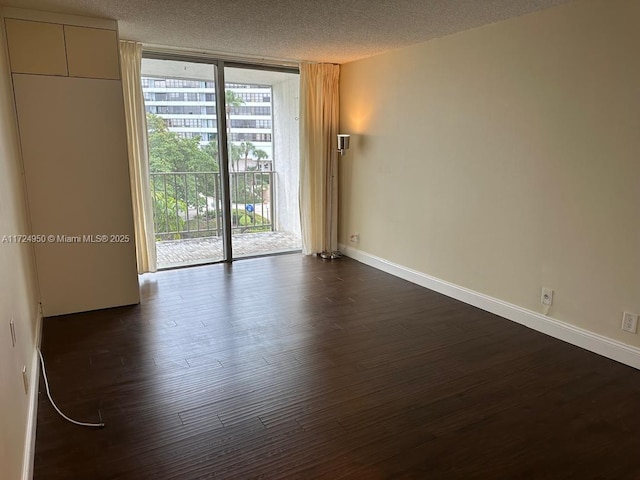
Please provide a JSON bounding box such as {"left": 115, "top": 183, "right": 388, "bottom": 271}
{"left": 320, "top": 250, "right": 343, "bottom": 260}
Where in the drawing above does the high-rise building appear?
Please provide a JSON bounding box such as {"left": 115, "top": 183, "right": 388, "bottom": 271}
{"left": 141, "top": 77, "right": 274, "bottom": 167}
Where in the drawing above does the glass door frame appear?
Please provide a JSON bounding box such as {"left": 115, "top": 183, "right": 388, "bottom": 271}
{"left": 215, "top": 62, "right": 233, "bottom": 261}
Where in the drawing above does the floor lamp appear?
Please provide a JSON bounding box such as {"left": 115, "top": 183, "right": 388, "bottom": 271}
{"left": 321, "top": 134, "right": 350, "bottom": 260}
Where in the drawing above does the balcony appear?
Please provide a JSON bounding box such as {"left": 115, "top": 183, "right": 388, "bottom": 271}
{"left": 151, "top": 171, "right": 300, "bottom": 268}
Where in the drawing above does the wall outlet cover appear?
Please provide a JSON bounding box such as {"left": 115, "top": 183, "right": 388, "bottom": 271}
{"left": 622, "top": 312, "right": 638, "bottom": 334}
{"left": 541, "top": 288, "right": 553, "bottom": 306}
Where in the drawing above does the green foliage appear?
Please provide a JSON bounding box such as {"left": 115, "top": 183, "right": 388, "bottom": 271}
{"left": 236, "top": 141, "right": 269, "bottom": 172}
{"left": 152, "top": 190, "right": 187, "bottom": 239}
{"left": 181, "top": 210, "right": 271, "bottom": 238}
{"left": 231, "top": 211, "right": 271, "bottom": 233}
{"left": 238, "top": 212, "right": 252, "bottom": 226}
{"left": 225, "top": 90, "right": 244, "bottom": 110}
{"left": 230, "top": 174, "right": 269, "bottom": 204}
{"left": 225, "top": 90, "right": 244, "bottom": 172}
{"left": 182, "top": 215, "right": 220, "bottom": 238}
{"left": 254, "top": 149, "right": 268, "bottom": 162}
{"left": 147, "top": 99, "right": 273, "bottom": 238}
{"left": 238, "top": 141, "right": 255, "bottom": 162}
{"left": 148, "top": 113, "right": 219, "bottom": 219}
{"left": 147, "top": 113, "right": 218, "bottom": 173}
{"left": 201, "top": 140, "right": 219, "bottom": 164}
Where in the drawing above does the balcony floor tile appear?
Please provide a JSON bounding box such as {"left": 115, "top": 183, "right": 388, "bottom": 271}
{"left": 156, "top": 231, "right": 301, "bottom": 269}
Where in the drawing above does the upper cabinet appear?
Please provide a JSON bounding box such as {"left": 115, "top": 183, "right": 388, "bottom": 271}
{"left": 5, "top": 18, "right": 68, "bottom": 76}
{"left": 4, "top": 17, "right": 120, "bottom": 80}
{"left": 65, "top": 26, "right": 120, "bottom": 80}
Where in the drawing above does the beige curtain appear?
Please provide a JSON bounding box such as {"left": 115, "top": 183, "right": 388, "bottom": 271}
{"left": 119, "top": 41, "right": 157, "bottom": 273}
{"left": 299, "top": 62, "right": 340, "bottom": 255}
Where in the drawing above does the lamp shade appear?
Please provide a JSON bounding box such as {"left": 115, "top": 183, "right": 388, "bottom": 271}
{"left": 337, "top": 134, "right": 350, "bottom": 153}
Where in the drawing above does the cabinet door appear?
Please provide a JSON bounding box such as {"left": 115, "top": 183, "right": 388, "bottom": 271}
{"left": 12, "top": 74, "right": 139, "bottom": 316}
{"left": 65, "top": 26, "right": 120, "bottom": 80}
{"left": 4, "top": 18, "right": 67, "bottom": 75}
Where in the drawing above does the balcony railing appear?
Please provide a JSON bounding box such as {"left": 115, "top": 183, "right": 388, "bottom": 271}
{"left": 150, "top": 171, "right": 275, "bottom": 241}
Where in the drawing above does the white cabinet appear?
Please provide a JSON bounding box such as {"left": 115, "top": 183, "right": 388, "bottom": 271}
{"left": 4, "top": 18, "right": 67, "bottom": 76}
{"left": 4, "top": 17, "right": 121, "bottom": 80}
{"left": 7, "top": 14, "right": 139, "bottom": 316}
{"left": 65, "top": 26, "right": 120, "bottom": 80}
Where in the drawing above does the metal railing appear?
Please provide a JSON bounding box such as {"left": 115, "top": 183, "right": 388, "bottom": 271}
{"left": 150, "top": 171, "right": 275, "bottom": 241}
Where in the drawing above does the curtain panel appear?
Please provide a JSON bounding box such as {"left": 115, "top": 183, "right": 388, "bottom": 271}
{"left": 299, "top": 62, "right": 340, "bottom": 255}
{"left": 119, "top": 41, "right": 157, "bottom": 273}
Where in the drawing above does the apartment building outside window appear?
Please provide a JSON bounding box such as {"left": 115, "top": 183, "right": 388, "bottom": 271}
{"left": 142, "top": 77, "right": 274, "bottom": 158}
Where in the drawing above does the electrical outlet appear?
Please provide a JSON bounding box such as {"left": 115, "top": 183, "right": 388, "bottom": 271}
{"left": 9, "top": 318, "right": 16, "bottom": 347}
{"left": 350, "top": 233, "right": 359, "bottom": 243}
{"left": 22, "top": 366, "right": 28, "bottom": 395}
{"left": 541, "top": 288, "right": 553, "bottom": 306}
{"left": 622, "top": 312, "right": 638, "bottom": 334}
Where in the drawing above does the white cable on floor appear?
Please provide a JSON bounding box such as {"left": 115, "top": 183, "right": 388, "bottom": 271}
{"left": 37, "top": 347, "right": 105, "bottom": 428}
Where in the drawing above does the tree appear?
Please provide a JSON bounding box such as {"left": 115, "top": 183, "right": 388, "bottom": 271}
{"left": 147, "top": 113, "right": 219, "bottom": 238}
{"left": 238, "top": 141, "right": 255, "bottom": 170}
{"left": 147, "top": 113, "right": 217, "bottom": 173}
{"left": 146, "top": 104, "right": 271, "bottom": 239}
{"left": 224, "top": 90, "right": 244, "bottom": 171}
{"left": 254, "top": 148, "right": 268, "bottom": 164}
{"left": 152, "top": 191, "right": 187, "bottom": 240}
{"left": 237, "top": 141, "right": 269, "bottom": 171}
{"left": 201, "top": 139, "right": 219, "bottom": 164}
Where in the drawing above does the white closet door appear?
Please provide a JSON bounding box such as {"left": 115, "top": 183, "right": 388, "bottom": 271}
{"left": 13, "top": 74, "right": 139, "bottom": 316}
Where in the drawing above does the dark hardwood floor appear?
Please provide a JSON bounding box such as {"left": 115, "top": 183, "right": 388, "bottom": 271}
{"left": 34, "top": 254, "right": 640, "bottom": 479}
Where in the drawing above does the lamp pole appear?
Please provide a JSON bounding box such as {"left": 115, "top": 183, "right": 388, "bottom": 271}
{"left": 321, "top": 134, "right": 350, "bottom": 260}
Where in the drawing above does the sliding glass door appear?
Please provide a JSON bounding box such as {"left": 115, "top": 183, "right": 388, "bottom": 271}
{"left": 140, "top": 57, "right": 299, "bottom": 268}
{"left": 224, "top": 66, "right": 300, "bottom": 258}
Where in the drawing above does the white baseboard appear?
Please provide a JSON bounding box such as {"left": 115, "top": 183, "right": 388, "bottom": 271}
{"left": 339, "top": 244, "right": 640, "bottom": 370}
{"left": 22, "top": 304, "right": 43, "bottom": 480}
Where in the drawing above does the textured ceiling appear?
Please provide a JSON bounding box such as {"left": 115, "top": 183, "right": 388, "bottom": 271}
{"left": 1, "top": 0, "right": 574, "bottom": 63}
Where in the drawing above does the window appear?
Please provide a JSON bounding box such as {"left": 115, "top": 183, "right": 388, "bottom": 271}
{"left": 140, "top": 57, "right": 300, "bottom": 265}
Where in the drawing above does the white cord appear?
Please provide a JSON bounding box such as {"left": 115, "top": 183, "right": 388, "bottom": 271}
{"left": 37, "top": 347, "right": 105, "bottom": 428}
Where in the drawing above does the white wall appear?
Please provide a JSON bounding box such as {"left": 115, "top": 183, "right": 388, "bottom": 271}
{"left": 0, "top": 11, "right": 40, "bottom": 480}
{"left": 339, "top": 0, "right": 640, "bottom": 347}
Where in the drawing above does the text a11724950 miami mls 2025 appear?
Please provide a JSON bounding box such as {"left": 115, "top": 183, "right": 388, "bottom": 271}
{"left": 1, "top": 234, "right": 130, "bottom": 243}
